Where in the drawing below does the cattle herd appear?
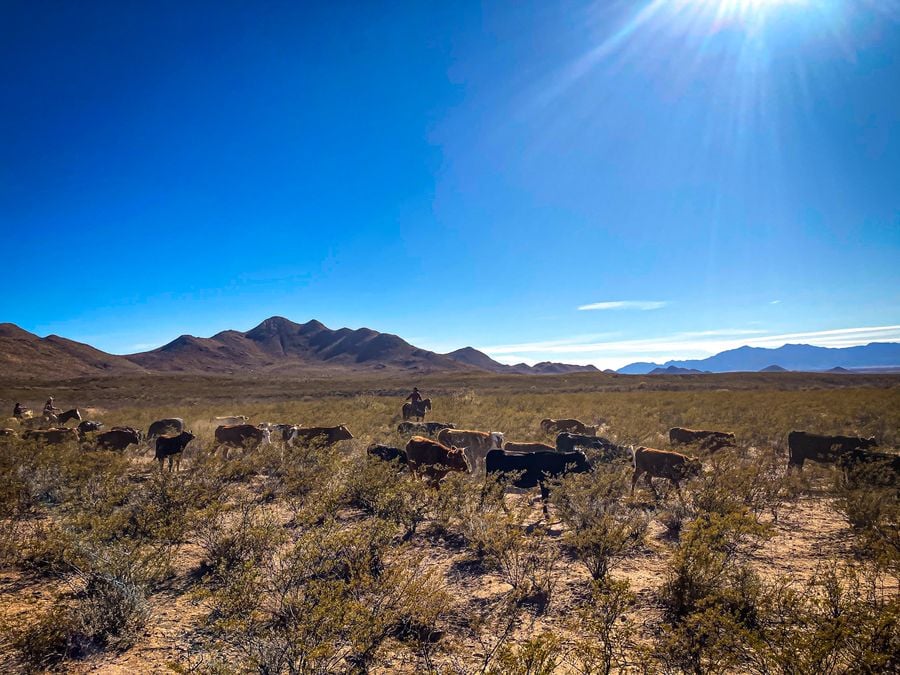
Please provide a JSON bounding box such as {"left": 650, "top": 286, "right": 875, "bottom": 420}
{"left": 3, "top": 402, "right": 897, "bottom": 508}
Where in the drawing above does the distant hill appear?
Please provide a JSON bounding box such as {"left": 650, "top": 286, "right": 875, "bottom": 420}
{"left": 127, "top": 317, "right": 466, "bottom": 374}
{"left": 618, "top": 342, "right": 900, "bottom": 374}
{"left": 0, "top": 323, "right": 146, "bottom": 378}
{"left": 0, "top": 318, "right": 600, "bottom": 378}
{"left": 648, "top": 366, "right": 707, "bottom": 375}
{"left": 759, "top": 365, "right": 788, "bottom": 372}
{"left": 444, "top": 346, "right": 598, "bottom": 375}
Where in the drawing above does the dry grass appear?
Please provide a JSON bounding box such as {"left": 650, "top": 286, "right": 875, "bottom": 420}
{"left": 0, "top": 372, "right": 897, "bottom": 673}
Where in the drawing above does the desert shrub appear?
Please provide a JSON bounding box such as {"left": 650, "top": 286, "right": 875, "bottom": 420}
{"left": 206, "top": 518, "right": 449, "bottom": 673}
{"left": 489, "top": 632, "right": 563, "bottom": 675}
{"left": 11, "top": 544, "right": 150, "bottom": 669}
{"left": 657, "top": 503, "right": 690, "bottom": 539}
{"left": 746, "top": 563, "right": 900, "bottom": 674}
{"left": 833, "top": 462, "right": 899, "bottom": 575}
{"left": 566, "top": 578, "right": 636, "bottom": 674}
{"left": 553, "top": 469, "right": 648, "bottom": 581}
{"left": 689, "top": 448, "right": 786, "bottom": 521}
{"left": 342, "top": 455, "right": 433, "bottom": 540}
{"left": 660, "top": 511, "right": 770, "bottom": 622}
{"left": 195, "top": 501, "right": 287, "bottom": 582}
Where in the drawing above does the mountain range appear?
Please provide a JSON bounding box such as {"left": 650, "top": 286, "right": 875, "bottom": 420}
{"left": 0, "top": 317, "right": 597, "bottom": 379}
{"left": 617, "top": 342, "right": 900, "bottom": 374}
{"left": 2, "top": 318, "right": 898, "bottom": 379}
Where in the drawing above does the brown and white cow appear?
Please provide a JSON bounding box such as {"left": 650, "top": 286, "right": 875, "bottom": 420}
{"left": 787, "top": 431, "right": 877, "bottom": 470}
{"left": 23, "top": 428, "right": 80, "bottom": 445}
{"left": 436, "top": 428, "right": 504, "bottom": 473}
{"left": 405, "top": 436, "right": 470, "bottom": 483}
{"left": 215, "top": 424, "right": 271, "bottom": 457}
{"left": 540, "top": 418, "right": 598, "bottom": 436}
{"left": 632, "top": 446, "right": 702, "bottom": 495}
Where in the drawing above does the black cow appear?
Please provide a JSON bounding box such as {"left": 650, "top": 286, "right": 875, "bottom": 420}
{"left": 96, "top": 428, "right": 142, "bottom": 451}
{"left": 77, "top": 420, "right": 104, "bottom": 438}
{"left": 397, "top": 421, "right": 455, "bottom": 436}
{"left": 367, "top": 443, "right": 407, "bottom": 465}
{"left": 555, "top": 432, "right": 630, "bottom": 462}
{"left": 787, "top": 431, "right": 878, "bottom": 470}
{"left": 485, "top": 449, "right": 591, "bottom": 514}
{"left": 155, "top": 431, "right": 195, "bottom": 472}
{"left": 148, "top": 418, "right": 184, "bottom": 439}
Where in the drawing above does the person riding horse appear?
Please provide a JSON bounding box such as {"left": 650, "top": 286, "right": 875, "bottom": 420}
{"left": 402, "top": 388, "right": 431, "bottom": 421}
{"left": 43, "top": 397, "right": 60, "bottom": 417}
{"left": 13, "top": 402, "right": 27, "bottom": 419}
{"left": 406, "top": 388, "right": 423, "bottom": 405}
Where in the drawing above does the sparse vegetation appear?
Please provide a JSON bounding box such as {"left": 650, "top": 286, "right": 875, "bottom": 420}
{"left": 0, "top": 373, "right": 897, "bottom": 671}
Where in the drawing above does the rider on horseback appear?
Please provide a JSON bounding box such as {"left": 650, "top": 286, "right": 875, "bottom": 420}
{"left": 43, "top": 397, "right": 60, "bottom": 417}
{"left": 13, "top": 402, "right": 26, "bottom": 419}
{"left": 406, "top": 388, "right": 423, "bottom": 405}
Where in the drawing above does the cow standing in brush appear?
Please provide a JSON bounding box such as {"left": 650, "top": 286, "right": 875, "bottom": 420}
{"left": 631, "top": 446, "right": 702, "bottom": 498}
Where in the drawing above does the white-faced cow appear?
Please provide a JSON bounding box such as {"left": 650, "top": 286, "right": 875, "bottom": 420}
{"left": 436, "top": 428, "right": 504, "bottom": 474}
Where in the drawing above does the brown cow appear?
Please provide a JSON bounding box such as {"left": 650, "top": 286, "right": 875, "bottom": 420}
{"left": 23, "top": 428, "right": 79, "bottom": 445}
{"left": 632, "top": 446, "right": 702, "bottom": 495}
{"left": 503, "top": 441, "right": 557, "bottom": 454}
{"left": 436, "top": 429, "right": 503, "bottom": 473}
{"left": 540, "top": 418, "right": 597, "bottom": 435}
{"left": 215, "top": 424, "right": 271, "bottom": 457}
{"left": 787, "top": 431, "right": 877, "bottom": 470}
{"left": 288, "top": 425, "right": 353, "bottom": 447}
{"left": 96, "top": 428, "right": 142, "bottom": 451}
{"left": 405, "top": 436, "right": 470, "bottom": 483}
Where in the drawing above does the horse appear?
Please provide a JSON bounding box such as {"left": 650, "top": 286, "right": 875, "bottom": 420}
{"left": 402, "top": 398, "right": 432, "bottom": 421}
{"left": 57, "top": 409, "right": 82, "bottom": 425}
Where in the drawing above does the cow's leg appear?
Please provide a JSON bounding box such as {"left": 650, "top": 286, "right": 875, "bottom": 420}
{"left": 158, "top": 457, "right": 165, "bottom": 472}
{"left": 539, "top": 483, "right": 550, "bottom": 518}
{"left": 631, "top": 468, "right": 643, "bottom": 494}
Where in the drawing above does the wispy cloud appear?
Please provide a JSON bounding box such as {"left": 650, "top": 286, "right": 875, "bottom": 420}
{"left": 770, "top": 300, "right": 782, "bottom": 305}
{"left": 478, "top": 325, "right": 900, "bottom": 369}
{"left": 578, "top": 300, "right": 667, "bottom": 311}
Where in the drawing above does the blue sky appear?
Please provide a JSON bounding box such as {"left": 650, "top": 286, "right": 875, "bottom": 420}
{"left": 2, "top": 0, "right": 898, "bottom": 369}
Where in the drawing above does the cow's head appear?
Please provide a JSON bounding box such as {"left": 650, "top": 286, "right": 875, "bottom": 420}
{"left": 490, "top": 432, "right": 504, "bottom": 449}
{"left": 862, "top": 436, "right": 878, "bottom": 449}
{"left": 567, "top": 451, "right": 592, "bottom": 474}
{"left": 447, "top": 446, "right": 471, "bottom": 472}
{"left": 261, "top": 427, "right": 271, "bottom": 445}
{"left": 335, "top": 425, "right": 354, "bottom": 441}
{"left": 182, "top": 430, "right": 196, "bottom": 443}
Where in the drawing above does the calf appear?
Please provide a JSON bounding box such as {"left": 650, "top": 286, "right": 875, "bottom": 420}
{"left": 540, "top": 418, "right": 597, "bottom": 435}
{"left": 632, "top": 447, "right": 702, "bottom": 495}
{"left": 156, "top": 431, "right": 196, "bottom": 472}
{"left": 437, "top": 428, "right": 504, "bottom": 474}
{"left": 367, "top": 443, "right": 407, "bottom": 465}
{"left": 96, "top": 428, "right": 142, "bottom": 451}
{"left": 837, "top": 448, "right": 900, "bottom": 485}
{"left": 485, "top": 449, "right": 591, "bottom": 514}
{"left": 405, "top": 436, "right": 469, "bottom": 483}
{"left": 787, "top": 431, "right": 877, "bottom": 470}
